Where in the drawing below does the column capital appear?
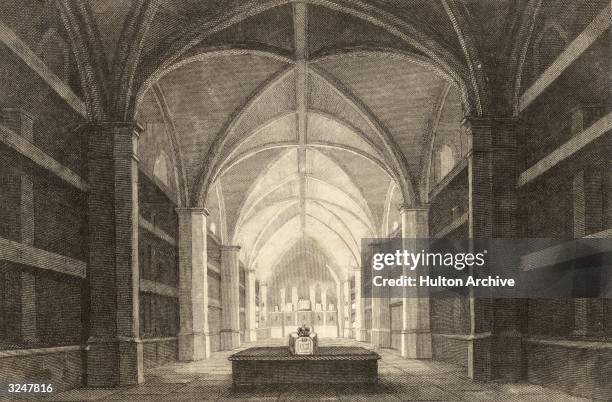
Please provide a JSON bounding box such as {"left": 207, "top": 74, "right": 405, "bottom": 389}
{"left": 398, "top": 204, "right": 429, "bottom": 214}
{"left": 1, "top": 108, "right": 35, "bottom": 140}
{"left": 82, "top": 121, "right": 144, "bottom": 134}
{"left": 461, "top": 115, "right": 517, "bottom": 128}
{"left": 220, "top": 244, "right": 241, "bottom": 251}
{"left": 462, "top": 115, "right": 519, "bottom": 151}
{"left": 1, "top": 107, "right": 36, "bottom": 122}
{"left": 84, "top": 121, "right": 143, "bottom": 161}
{"left": 175, "top": 207, "right": 210, "bottom": 217}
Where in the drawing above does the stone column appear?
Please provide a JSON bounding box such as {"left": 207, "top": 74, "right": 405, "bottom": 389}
{"left": 309, "top": 284, "right": 316, "bottom": 311}
{"left": 2, "top": 109, "right": 38, "bottom": 345}
{"left": 279, "top": 288, "right": 286, "bottom": 311}
{"left": 370, "top": 241, "right": 391, "bottom": 349}
{"left": 260, "top": 282, "right": 268, "bottom": 328}
{"left": 245, "top": 269, "right": 257, "bottom": 342}
{"left": 400, "top": 206, "right": 432, "bottom": 359}
{"left": 604, "top": 138, "right": 612, "bottom": 230}
{"left": 464, "top": 117, "right": 523, "bottom": 382}
{"left": 465, "top": 117, "right": 494, "bottom": 382}
{"left": 321, "top": 285, "right": 328, "bottom": 312}
{"left": 370, "top": 297, "right": 390, "bottom": 348}
{"left": 19, "top": 157, "right": 36, "bottom": 345}
{"left": 291, "top": 286, "right": 299, "bottom": 311}
{"left": 574, "top": 168, "right": 604, "bottom": 237}
{"left": 85, "top": 122, "right": 143, "bottom": 386}
{"left": 343, "top": 280, "right": 351, "bottom": 338}
{"left": 220, "top": 245, "right": 241, "bottom": 350}
{"left": 572, "top": 164, "right": 605, "bottom": 336}
{"left": 336, "top": 282, "right": 344, "bottom": 337}
{"left": 353, "top": 267, "right": 363, "bottom": 341}
{"left": 176, "top": 208, "right": 210, "bottom": 361}
{"left": 321, "top": 285, "right": 328, "bottom": 324}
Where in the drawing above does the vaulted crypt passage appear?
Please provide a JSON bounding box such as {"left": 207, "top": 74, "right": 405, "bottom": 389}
{"left": 0, "top": 0, "right": 610, "bottom": 401}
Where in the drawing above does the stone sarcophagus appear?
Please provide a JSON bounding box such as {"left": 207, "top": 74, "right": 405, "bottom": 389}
{"left": 288, "top": 325, "right": 318, "bottom": 355}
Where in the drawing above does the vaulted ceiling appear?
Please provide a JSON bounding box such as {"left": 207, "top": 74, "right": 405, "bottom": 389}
{"left": 133, "top": 1, "right": 469, "bottom": 282}
{"left": 1, "top": 0, "right": 607, "bottom": 282}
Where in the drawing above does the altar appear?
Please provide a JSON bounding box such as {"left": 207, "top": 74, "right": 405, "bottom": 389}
{"left": 228, "top": 346, "right": 380, "bottom": 386}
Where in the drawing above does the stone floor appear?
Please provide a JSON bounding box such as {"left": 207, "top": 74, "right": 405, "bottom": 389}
{"left": 43, "top": 338, "right": 587, "bottom": 401}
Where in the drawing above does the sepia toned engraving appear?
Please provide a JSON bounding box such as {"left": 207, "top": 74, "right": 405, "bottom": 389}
{"left": 0, "top": 1, "right": 610, "bottom": 400}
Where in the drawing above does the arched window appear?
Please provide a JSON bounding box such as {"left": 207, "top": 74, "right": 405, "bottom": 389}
{"left": 437, "top": 145, "right": 454, "bottom": 181}
{"left": 209, "top": 222, "right": 217, "bottom": 235}
{"left": 532, "top": 23, "right": 569, "bottom": 81}
{"left": 37, "top": 28, "right": 70, "bottom": 83}
{"left": 153, "top": 152, "right": 170, "bottom": 186}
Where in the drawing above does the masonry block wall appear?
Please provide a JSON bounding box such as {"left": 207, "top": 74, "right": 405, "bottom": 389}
{"left": 239, "top": 266, "right": 246, "bottom": 342}
{"left": 0, "top": 37, "right": 86, "bottom": 390}
{"left": 207, "top": 235, "right": 223, "bottom": 352}
{"left": 138, "top": 173, "right": 180, "bottom": 369}
{"left": 516, "top": 13, "right": 611, "bottom": 398}
{"left": 428, "top": 157, "right": 470, "bottom": 369}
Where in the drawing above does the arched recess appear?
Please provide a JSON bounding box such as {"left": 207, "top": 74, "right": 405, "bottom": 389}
{"left": 421, "top": 83, "right": 452, "bottom": 198}
{"left": 250, "top": 215, "right": 353, "bottom": 282}
{"left": 382, "top": 182, "right": 399, "bottom": 236}
{"left": 151, "top": 83, "right": 189, "bottom": 205}
{"left": 421, "top": 83, "right": 468, "bottom": 200}
{"left": 36, "top": 28, "right": 71, "bottom": 83}
{"left": 530, "top": 22, "right": 569, "bottom": 82}
{"left": 435, "top": 145, "right": 455, "bottom": 183}
{"left": 215, "top": 181, "right": 228, "bottom": 243}
{"left": 153, "top": 151, "right": 170, "bottom": 186}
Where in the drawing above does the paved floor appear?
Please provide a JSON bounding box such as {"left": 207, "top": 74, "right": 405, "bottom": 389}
{"left": 45, "top": 338, "right": 586, "bottom": 401}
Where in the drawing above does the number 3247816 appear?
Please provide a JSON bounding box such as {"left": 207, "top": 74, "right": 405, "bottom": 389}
{"left": 8, "top": 383, "right": 53, "bottom": 393}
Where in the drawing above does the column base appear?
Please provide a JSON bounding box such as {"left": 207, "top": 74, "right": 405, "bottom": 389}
{"left": 370, "top": 329, "right": 390, "bottom": 349}
{"left": 21, "top": 336, "right": 39, "bottom": 345}
{"left": 400, "top": 329, "right": 432, "bottom": 359}
{"left": 468, "top": 335, "right": 492, "bottom": 382}
{"left": 87, "top": 337, "right": 144, "bottom": 387}
{"left": 220, "top": 329, "right": 241, "bottom": 350}
{"left": 493, "top": 330, "right": 524, "bottom": 381}
{"left": 179, "top": 332, "right": 210, "bottom": 361}
{"left": 343, "top": 328, "right": 352, "bottom": 338}
{"left": 245, "top": 329, "right": 258, "bottom": 343}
